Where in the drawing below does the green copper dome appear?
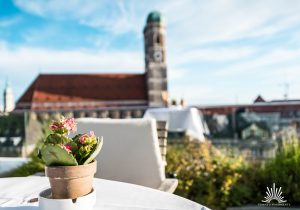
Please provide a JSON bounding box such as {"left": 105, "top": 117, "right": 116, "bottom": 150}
{"left": 146, "top": 11, "right": 163, "bottom": 23}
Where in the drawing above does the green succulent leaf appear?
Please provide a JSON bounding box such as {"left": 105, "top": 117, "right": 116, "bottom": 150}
{"left": 41, "top": 145, "right": 78, "bottom": 166}
{"left": 83, "top": 136, "right": 103, "bottom": 165}
{"left": 65, "top": 141, "right": 78, "bottom": 153}
{"left": 72, "top": 134, "right": 82, "bottom": 144}
{"left": 45, "top": 133, "right": 71, "bottom": 145}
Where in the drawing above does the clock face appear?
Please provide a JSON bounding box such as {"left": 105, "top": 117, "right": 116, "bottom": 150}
{"left": 153, "top": 51, "right": 162, "bottom": 62}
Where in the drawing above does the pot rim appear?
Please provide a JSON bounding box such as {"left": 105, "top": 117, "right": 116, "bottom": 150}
{"left": 45, "top": 160, "right": 97, "bottom": 178}
{"left": 45, "top": 159, "right": 96, "bottom": 169}
{"left": 39, "top": 188, "right": 95, "bottom": 200}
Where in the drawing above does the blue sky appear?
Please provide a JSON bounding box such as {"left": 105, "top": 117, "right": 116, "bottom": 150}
{"left": 1, "top": 0, "right": 300, "bottom": 106}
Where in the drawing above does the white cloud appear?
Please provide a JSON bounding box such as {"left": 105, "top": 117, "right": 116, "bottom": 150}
{"left": 216, "top": 48, "right": 300, "bottom": 76}
{"left": 0, "top": 42, "right": 145, "bottom": 101}
{"left": 8, "top": 0, "right": 300, "bottom": 104}
{"left": 0, "top": 44, "right": 144, "bottom": 74}
{"left": 163, "top": 0, "right": 300, "bottom": 49}
{"left": 13, "top": 0, "right": 300, "bottom": 41}
{"left": 168, "top": 67, "right": 187, "bottom": 80}
{"left": 12, "top": 0, "right": 300, "bottom": 45}
{"left": 170, "top": 83, "right": 242, "bottom": 105}
{"left": 13, "top": 0, "right": 145, "bottom": 35}
{"left": 170, "top": 84, "right": 213, "bottom": 104}
{"left": 170, "top": 47, "right": 256, "bottom": 66}
{"left": 13, "top": 0, "right": 300, "bottom": 55}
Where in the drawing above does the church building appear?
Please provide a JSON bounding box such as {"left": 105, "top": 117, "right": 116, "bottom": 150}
{"left": 15, "top": 11, "right": 168, "bottom": 119}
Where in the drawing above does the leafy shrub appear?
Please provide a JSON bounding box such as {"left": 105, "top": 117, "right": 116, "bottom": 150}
{"left": 5, "top": 122, "right": 51, "bottom": 177}
{"left": 231, "top": 137, "right": 300, "bottom": 206}
{"left": 167, "top": 140, "right": 245, "bottom": 209}
{"left": 260, "top": 137, "right": 300, "bottom": 204}
{"left": 7, "top": 154, "right": 45, "bottom": 177}
{"left": 167, "top": 138, "right": 300, "bottom": 209}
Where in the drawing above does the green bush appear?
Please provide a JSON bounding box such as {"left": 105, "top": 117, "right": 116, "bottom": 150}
{"left": 231, "top": 137, "right": 300, "bottom": 206}
{"left": 6, "top": 122, "right": 51, "bottom": 177}
{"left": 167, "top": 141, "right": 245, "bottom": 209}
{"left": 260, "top": 137, "right": 300, "bottom": 204}
{"left": 7, "top": 140, "right": 46, "bottom": 177}
{"left": 166, "top": 138, "right": 300, "bottom": 209}
{"left": 7, "top": 154, "right": 45, "bottom": 177}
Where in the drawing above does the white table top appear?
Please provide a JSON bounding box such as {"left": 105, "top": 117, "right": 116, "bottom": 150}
{"left": 0, "top": 177, "right": 209, "bottom": 210}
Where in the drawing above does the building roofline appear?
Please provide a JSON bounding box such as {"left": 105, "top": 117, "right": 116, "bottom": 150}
{"left": 196, "top": 100, "right": 300, "bottom": 109}
{"left": 13, "top": 105, "right": 149, "bottom": 113}
{"left": 38, "top": 72, "right": 145, "bottom": 76}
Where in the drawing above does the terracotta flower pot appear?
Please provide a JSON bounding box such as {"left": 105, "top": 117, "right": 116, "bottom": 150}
{"left": 45, "top": 160, "right": 97, "bottom": 199}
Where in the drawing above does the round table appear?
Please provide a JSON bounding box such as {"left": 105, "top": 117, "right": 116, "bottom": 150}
{"left": 0, "top": 177, "right": 209, "bottom": 210}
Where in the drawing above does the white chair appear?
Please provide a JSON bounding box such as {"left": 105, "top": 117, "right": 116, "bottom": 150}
{"left": 76, "top": 118, "right": 178, "bottom": 193}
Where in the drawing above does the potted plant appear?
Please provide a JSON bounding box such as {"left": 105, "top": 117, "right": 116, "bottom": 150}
{"left": 39, "top": 116, "right": 103, "bottom": 199}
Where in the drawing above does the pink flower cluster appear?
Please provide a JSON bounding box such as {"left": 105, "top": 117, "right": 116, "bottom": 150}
{"left": 61, "top": 145, "right": 72, "bottom": 153}
{"left": 79, "top": 131, "right": 96, "bottom": 145}
{"left": 49, "top": 116, "right": 77, "bottom": 135}
{"left": 64, "top": 118, "right": 77, "bottom": 132}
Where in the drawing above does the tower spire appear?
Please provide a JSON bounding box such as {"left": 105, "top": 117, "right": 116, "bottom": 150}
{"left": 3, "top": 79, "right": 15, "bottom": 113}
{"left": 144, "top": 11, "right": 168, "bottom": 107}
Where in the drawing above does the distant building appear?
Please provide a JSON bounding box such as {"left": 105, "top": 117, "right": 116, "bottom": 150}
{"left": 202, "top": 96, "right": 300, "bottom": 161}
{"left": 253, "top": 95, "right": 265, "bottom": 103}
{"left": 239, "top": 122, "right": 277, "bottom": 160}
{"left": 3, "top": 81, "right": 15, "bottom": 113}
{"left": 241, "top": 122, "right": 270, "bottom": 140}
{"left": 15, "top": 11, "right": 168, "bottom": 119}
{"left": 199, "top": 95, "right": 300, "bottom": 131}
{"left": 199, "top": 95, "right": 300, "bottom": 116}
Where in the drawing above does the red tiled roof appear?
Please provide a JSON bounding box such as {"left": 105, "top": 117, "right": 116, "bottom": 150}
{"left": 16, "top": 73, "right": 148, "bottom": 110}
{"left": 198, "top": 101, "right": 300, "bottom": 115}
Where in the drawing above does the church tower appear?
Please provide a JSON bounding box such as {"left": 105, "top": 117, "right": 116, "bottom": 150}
{"left": 144, "top": 11, "right": 168, "bottom": 107}
{"left": 3, "top": 81, "right": 15, "bottom": 113}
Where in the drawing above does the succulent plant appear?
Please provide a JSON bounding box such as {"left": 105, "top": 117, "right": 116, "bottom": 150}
{"left": 40, "top": 116, "right": 103, "bottom": 166}
{"left": 41, "top": 145, "right": 78, "bottom": 166}
{"left": 83, "top": 137, "right": 103, "bottom": 165}
{"left": 45, "top": 133, "right": 71, "bottom": 145}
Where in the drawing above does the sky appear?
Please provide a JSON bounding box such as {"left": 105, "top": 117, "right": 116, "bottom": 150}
{"left": 1, "top": 0, "right": 300, "bottom": 106}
